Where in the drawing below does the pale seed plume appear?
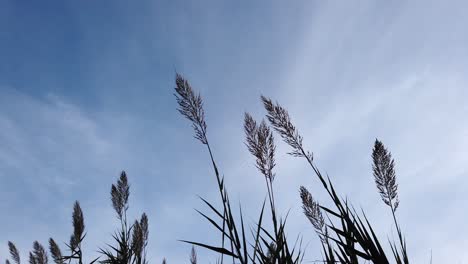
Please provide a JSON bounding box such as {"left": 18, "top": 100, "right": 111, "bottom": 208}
{"left": 8, "top": 241, "right": 20, "bottom": 264}
{"left": 244, "top": 113, "right": 276, "bottom": 181}
{"left": 174, "top": 73, "right": 207, "bottom": 145}
{"left": 29, "top": 241, "right": 48, "bottom": 264}
{"left": 372, "top": 139, "right": 399, "bottom": 210}
{"left": 299, "top": 186, "right": 325, "bottom": 235}
{"left": 111, "top": 171, "right": 130, "bottom": 220}
{"left": 48, "top": 239, "right": 63, "bottom": 264}
{"left": 70, "top": 201, "right": 85, "bottom": 250}
{"left": 190, "top": 246, "right": 197, "bottom": 264}
{"left": 261, "top": 96, "right": 312, "bottom": 160}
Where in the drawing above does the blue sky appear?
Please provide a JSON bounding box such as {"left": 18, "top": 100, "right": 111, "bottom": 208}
{"left": 1, "top": 0, "right": 468, "bottom": 263}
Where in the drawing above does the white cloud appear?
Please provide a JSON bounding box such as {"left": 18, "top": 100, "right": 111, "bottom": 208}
{"left": 2, "top": 0, "right": 468, "bottom": 262}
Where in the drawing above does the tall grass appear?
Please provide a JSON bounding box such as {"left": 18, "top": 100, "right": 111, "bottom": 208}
{"left": 5, "top": 172, "right": 155, "bottom": 264}
{"left": 3, "top": 73, "right": 412, "bottom": 264}
{"left": 175, "top": 73, "right": 410, "bottom": 264}
{"left": 175, "top": 73, "right": 304, "bottom": 264}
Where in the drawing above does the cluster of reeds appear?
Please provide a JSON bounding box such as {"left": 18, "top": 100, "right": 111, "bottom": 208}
{"left": 175, "top": 73, "right": 305, "bottom": 264}
{"left": 2, "top": 73, "right": 411, "bottom": 264}
{"left": 175, "top": 73, "right": 409, "bottom": 264}
{"left": 4, "top": 172, "right": 161, "bottom": 264}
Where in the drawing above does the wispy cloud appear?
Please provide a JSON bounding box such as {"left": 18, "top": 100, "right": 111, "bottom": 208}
{"left": 1, "top": 0, "right": 468, "bottom": 263}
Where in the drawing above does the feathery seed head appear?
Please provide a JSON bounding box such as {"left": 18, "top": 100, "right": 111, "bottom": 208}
{"left": 72, "top": 201, "right": 85, "bottom": 245}
{"left": 244, "top": 113, "right": 276, "bottom": 180}
{"left": 190, "top": 246, "right": 197, "bottom": 264}
{"left": 140, "top": 213, "right": 149, "bottom": 244}
{"left": 299, "top": 186, "right": 325, "bottom": 235}
{"left": 111, "top": 171, "right": 130, "bottom": 219}
{"left": 48, "top": 239, "right": 63, "bottom": 264}
{"left": 372, "top": 139, "right": 399, "bottom": 210}
{"left": 174, "top": 73, "right": 208, "bottom": 145}
{"left": 261, "top": 96, "right": 312, "bottom": 160}
{"left": 29, "top": 253, "right": 36, "bottom": 264}
{"left": 132, "top": 221, "right": 144, "bottom": 258}
{"left": 30, "top": 241, "right": 48, "bottom": 264}
{"left": 8, "top": 241, "right": 20, "bottom": 264}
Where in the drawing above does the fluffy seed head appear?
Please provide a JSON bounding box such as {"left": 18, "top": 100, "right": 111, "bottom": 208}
{"left": 244, "top": 113, "right": 276, "bottom": 180}
{"left": 140, "top": 213, "right": 149, "bottom": 245}
{"left": 30, "top": 241, "right": 48, "bottom": 264}
{"left": 71, "top": 201, "right": 85, "bottom": 249}
{"left": 190, "top": 246, "right": 197, "bottom": 264}
{"left": 8, "top": 241, "right": 20, "bottom": 264}
{"left": 261, "top": 96, "right": 312, "bottom": 160}
{"left": 111, "top": 171, "right": 130, "bottom": 219}
{"left": 174, "top": 73, "right": 208, "bottom": 145}
{"left": 372, "top": 139, "right": 399, "bottom": 210}
{"left": 132, "top": 221, "right": 144, "bottom": 258}
{"left": 48, "top": 239, "right": 64, "bottom": 264}
{"left": 300, "top": 186, "right": 325, "bottom": 234}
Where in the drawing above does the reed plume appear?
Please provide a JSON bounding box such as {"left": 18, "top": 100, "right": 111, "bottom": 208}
{"left": 262, "top": 96, "right": 410, "bottom": 263}
{"left": 299, "top": 186, "right": 325, "bottom": 237}
{"left": 131, "top": 214, "right": 149, "bottom": 264}
{"left": 244, "top": 112, "right": 299, "bottom": 263}
{"left": 174, "top": 73, "right": 207, "bottom": 145}
{"left": 372, "top": 139, "right": 399, "bottom": 210}
{"left": 372, "top": 139, "right": 408, "bottom": 264}
{"left": 140, "top": 213, "right": 149, "bottom": 244}
{"left": 261, "top": 96, "right": 312, "bottom": 160}
{"left": 190, "top": 246, "right": 197, "bottom": 264}
{"left": 8, "top": 241, "right": 20, "bottom": 264}
{"left": 71, "top": 201, "right": 85, "bottom": 251}
{"left": 132, "top": 221, "right": 143, "bottom": 262}
{"left": 244, "top": 113, "right": 276, "bottom": 181}
{"left": 48, "top": 239, "right": 64, "bottom": 264}
{"left": 176, "top": 74, "right": 303, "bottom": 264}
{"left": 131, "top": 213, "right": 149, "bottom": 264}
{"left": 29, "top": 241, "right": 48, "bottom": 264}
{"left": 100, "top": 171, "right": 149, "bottom": 264}
{"left": 111, "top": 171, "right": 130, "bottom": 221}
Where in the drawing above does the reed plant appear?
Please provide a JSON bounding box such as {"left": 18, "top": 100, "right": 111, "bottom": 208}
{"left": 2, "top": 72, "right": 413, "bottom": 264}
{"left": 5, "top": 172, "right": 153, "bottom": 264}
{"left": 175, "top": 73, "right": 304, "bottom": 264}
{"left": 174, "top": 73, "right": 410, "bottom": 264}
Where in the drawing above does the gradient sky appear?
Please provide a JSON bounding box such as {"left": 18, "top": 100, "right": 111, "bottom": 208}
{"left": 1, "top": 0, "right": 468, "bottom": 263}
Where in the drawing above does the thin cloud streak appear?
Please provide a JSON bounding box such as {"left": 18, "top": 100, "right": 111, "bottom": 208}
{"left": 1, "top": 0, "right": 468, "bottom": 263}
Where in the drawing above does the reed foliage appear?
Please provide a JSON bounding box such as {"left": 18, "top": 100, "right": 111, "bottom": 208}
{"left": 5, "top": 172, "right": 156, "bottom": 264}
{"left": 175, "top": 73, "right": 410, "bottom": 264}
{"left": 3, "top": 73, "right": 412, "bottom": 264}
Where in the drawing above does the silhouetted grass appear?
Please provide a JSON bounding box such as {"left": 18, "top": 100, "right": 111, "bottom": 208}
{"left": 3, "top": 73, "right": 414, "bottom": 264}
{"left": 175, "top": 73, "right": 304, "bottom": 264}
{"left": 5, "top": 172, "right": 157, "bottom": 264}
{"left": 175, "top": 73, "right": 410, "bottom": 264}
